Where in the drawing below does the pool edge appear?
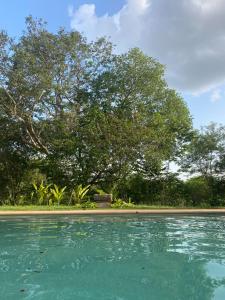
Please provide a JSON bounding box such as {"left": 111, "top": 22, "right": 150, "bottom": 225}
{"left": 0, "top": 209, "right": 225, "bottom": 215}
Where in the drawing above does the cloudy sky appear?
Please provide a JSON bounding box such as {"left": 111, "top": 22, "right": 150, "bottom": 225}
{"left": 0, "top": 0, "right": 225, "bottom": 128}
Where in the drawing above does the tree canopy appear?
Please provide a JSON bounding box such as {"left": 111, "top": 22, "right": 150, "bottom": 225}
{"left": 0, "top": 17, "right": 192, "bottom": 204}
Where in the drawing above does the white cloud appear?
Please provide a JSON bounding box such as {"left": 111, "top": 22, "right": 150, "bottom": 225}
{"left": 210, "top": 89, "right": 222, "bottom": 103}
{"left": 69, "top": 0, "right": 149, "bottom": 53}
{"left": 69, "top": 0, "right": 225, "bottom": 93}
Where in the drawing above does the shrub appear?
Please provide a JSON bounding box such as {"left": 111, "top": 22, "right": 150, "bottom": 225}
{"left": 184, "top": 177, "right": 211, "bottom": 206}
{"left": 111, "top": 198, "right": 135, "bottom": 208}
{"left": 74, "top": 201, "right": 97, "bottom": 209}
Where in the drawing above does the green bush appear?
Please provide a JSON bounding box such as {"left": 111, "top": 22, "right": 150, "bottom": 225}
{"left": 115, "top": 174, "right": 188, "bottom": 206}
{"left": 111, "top": 198, "right": 135, "bottom": 208}
{"left": 75, "top": 201, "right": 97, "bottom": 209}
{"left": 184, "top": 177, "right": 211, "bottom": 206}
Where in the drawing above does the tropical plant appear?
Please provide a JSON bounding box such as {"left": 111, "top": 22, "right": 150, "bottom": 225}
{"left": 50, "top": 184, "right": 67, "bottom": 206}
{"left": 70, "top": 184, "right": 91, "bottom": 204}
{"left": 32, "top": 181, "right": 52, "bottom": 205}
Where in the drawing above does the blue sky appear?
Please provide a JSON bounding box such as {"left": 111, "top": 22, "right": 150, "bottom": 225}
{"left": 0, "top": 0, "right": 124, "bottom": 35}
{"left": 0, "top": 0, "right": 225, "bottom": 129}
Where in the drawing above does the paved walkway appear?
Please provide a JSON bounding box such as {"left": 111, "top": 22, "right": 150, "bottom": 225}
{"left": 0, "top": 209, "right": 225, "bottom": 215}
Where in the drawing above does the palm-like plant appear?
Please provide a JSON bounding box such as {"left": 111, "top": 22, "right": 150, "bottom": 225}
{"left": 71, "top": 184, "right": 90, "bottom": 204}
{"left": 33, "top": 181, "right": 52, "bottom": 205}
{"left": 50, "top": 184, "right": 67, "bottom": 206}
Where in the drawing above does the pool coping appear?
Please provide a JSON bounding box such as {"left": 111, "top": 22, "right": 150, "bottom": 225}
{"left": 0, "top": 209, "right": 225, "bottom": 215}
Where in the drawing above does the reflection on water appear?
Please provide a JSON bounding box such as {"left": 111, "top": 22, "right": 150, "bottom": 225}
{"left": 0, "top": 215, "right": 225, "bottom": 299}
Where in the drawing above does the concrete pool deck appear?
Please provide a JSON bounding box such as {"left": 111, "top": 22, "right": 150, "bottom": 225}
{"left": 0, "top": 209, "right": 225, "bottom": 215}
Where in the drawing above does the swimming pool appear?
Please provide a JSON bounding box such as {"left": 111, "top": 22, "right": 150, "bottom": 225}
{"left": 0, "top": 214, "right": 225, "bottom": 299}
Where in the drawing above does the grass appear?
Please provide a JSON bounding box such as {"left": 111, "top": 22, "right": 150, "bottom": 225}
{"left": 0, "top": 205, "right": 81, "bottom": 211}
{"left": 0, "top": 205, "right": 219, "bottom": 211}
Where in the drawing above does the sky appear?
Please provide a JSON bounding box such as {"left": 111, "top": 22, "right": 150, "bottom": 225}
{"left": 0, "top": 0, "right": 225, "bottom": 129}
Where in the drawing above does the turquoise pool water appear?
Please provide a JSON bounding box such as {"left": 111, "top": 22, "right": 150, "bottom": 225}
{"left": 0, "top": 215, "right": 225, "bottom": 299}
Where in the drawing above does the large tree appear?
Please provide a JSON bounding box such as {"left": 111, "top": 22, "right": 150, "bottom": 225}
{"left": 0, "top": 17, "right": 192, "bottom": 190}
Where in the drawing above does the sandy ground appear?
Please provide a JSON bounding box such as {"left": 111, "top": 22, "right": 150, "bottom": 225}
{"left": 0, "top": 209, "right": 225, "bottom": 215}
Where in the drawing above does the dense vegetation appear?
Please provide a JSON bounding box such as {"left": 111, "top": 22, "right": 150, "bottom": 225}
{"left": 0, "top": 18, "right": 224, "bottom": 207}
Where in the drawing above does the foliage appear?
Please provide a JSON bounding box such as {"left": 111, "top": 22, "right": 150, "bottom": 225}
{"left": 2, "top": 18, "right": 225, "bottom": 208}
{"left": 111, "top": 198, "right": 135, "bottom": 208}
{"left": 115, "top": 174, "right": 188, "bottom": 206}
{"left": 80, "top": 200, "right": 97, "bottom": 209}
{"left": 0, "top": 17, "right": 191, "bottom": 191}
{"left": 95, "top": 188, "right": 107, "bottom": 195}
{"left": 74, "top": 201, "right": 97, "bottom": 209}
{"left": 185, "top": 177, "right": 211, "bottom": 206}
{"left": 180, "top": 123, "right": 225, "bottom": 177}
{"left": 32, "top": 181, "right": 52, "bottom": 205}
{"left": 50, "top": 184, "right": 67, "bottom": 206}
{"left": 70, "top": 184, "right": 91, "bottom": 204}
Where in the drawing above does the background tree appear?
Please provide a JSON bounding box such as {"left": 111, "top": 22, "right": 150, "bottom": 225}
{"left": 180, "top": 123, "right": 225, "bottom": 178}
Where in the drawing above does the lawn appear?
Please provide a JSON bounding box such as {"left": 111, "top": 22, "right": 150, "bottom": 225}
{"left": 0, "top": 205, "right": 216, "bottom": 211}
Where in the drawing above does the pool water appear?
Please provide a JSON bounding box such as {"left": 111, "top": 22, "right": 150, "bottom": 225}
{"left": 0, "top": 215, "right": 225, "bottom": 299}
